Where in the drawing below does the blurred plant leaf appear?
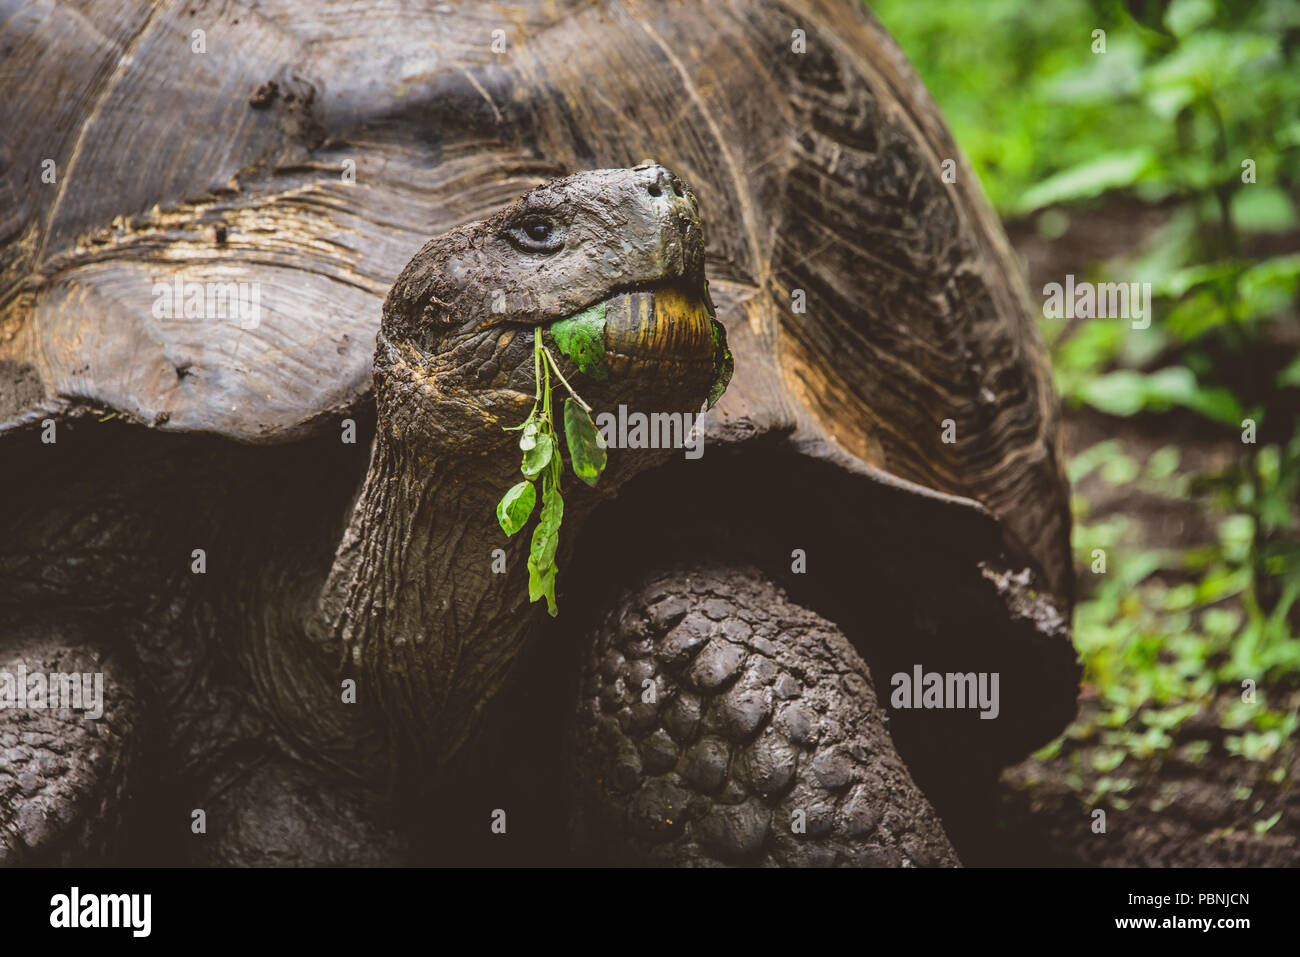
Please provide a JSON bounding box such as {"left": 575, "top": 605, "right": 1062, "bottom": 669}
{"left": 1018, "top": 149, "right": 1158, "bottom": 212}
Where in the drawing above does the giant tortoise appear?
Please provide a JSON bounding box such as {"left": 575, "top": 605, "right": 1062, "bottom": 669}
{"left": 0, "top": 0, "right": 1079, "bottom": 865}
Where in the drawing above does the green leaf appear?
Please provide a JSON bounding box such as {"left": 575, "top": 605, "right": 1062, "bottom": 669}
{"left": 1079, "top": 370, "right": 1148, "bottom": 417}
{"left": 707, "top": 318, "right": 733, "bottom": 410}
{"left": 1239, "top": 253, "right": 1300, "bottom": 323}
{"left": 1144, "top": 445, "right": 1181, "bottom": 481}
{"left": 1253, "top": 811, "right": 1283, "bottom": 834}
{"left": 1164, "top": 0, "right": 1214, "bottom": 37}
{"left": 520, "top": 431, "right": 553, "bottom": 479}
{"left": 563, "top": 398, "right": 607, "bottom": 487}
{"left": 1278, "top": 354, "right": 1300, "bottom": 389}
{"left": 1053, "top": 321, "right": 1126, "bottom": 379}
{"left": 496, "top": 480, "right": 536, "bottom": 536}
{"left": 1232, "top": 187, "right": 1298, "bottom": 234}
{"left": 527, "top": 476, "right": 564, "bottom": 616}
{"left": 1143, "top": 32, "right": 1278, "bottom": 93}
{"left": 1078, "top": 367, "right": 1242, "bottom": 425}
{"left": 1017, "top": 149, "right": 1157, "bottom": 213}
{"left": 1067, "top": 439, "right": 1127, "bottom": 485}
{"left": 527, "top": 553, "right": 557, "bottom": 613}
{"left": 531, "top": 476, "right": 563, "bottom": 568}
{"left": 1182, "top": 386, "right": 1244, "bottom": 426}
{"left": 550, "top": 302, "right": 609, "bottom": 380}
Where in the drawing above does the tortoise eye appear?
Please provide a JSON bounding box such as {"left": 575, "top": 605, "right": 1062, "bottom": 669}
{"left": 507, "top": 217, "right": 564, "bottom": 253}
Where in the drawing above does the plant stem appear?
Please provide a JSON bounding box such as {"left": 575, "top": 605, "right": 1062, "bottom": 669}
{"left": 533, "top": 329, "right": 544, "bottom": 403}
{"left": 539, "top": 343, "right": 592, "bottom": 413}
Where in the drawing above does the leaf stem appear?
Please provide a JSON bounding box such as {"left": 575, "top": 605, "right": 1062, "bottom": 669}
{"left": 533, "top": 329, "right": 544, "bottom": 403}
{"left": 539, "top": 343, "right": 593, "bottom": 413}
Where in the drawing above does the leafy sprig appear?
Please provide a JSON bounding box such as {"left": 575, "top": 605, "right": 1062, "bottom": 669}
{"left": 496, "top": 326, "right": 608, "bottom": 616}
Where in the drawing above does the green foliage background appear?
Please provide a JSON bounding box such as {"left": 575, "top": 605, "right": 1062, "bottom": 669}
{"left": 872, "top": 0, "right": 1300, "bottom": 806}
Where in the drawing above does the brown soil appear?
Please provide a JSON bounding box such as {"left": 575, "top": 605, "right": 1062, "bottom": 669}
{"left": 997, "top": 691, "right": 1299, "bottom": 866}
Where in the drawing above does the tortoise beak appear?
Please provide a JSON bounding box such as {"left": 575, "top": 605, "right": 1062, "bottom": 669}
{"left": 542, "top": 280, "right": 731, "bottom": 412}
{"left": 603, "top": 284, "right": 713, "bottom": 368}
{"left": 602, "top": 283, "right": 732, "bottom": 410}
{"left": 538, "top": 273, "right": 733, "bottom": 410}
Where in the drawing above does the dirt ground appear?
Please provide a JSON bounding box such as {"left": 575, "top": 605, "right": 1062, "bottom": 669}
{"left": 996, "top": 689, "right": 1299, "bottom": 866}
{"left": 992, "top": 411, "right": 1299, "bottom": 866}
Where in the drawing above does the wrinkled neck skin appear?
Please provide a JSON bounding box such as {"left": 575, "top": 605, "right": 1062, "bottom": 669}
{"left": 322, "top": 426, "right": 544, "bottom": 771}
{"left": 322, "top": 391, "right": 677, "bottom": 777}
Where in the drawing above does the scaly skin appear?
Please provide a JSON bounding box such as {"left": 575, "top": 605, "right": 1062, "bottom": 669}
{"left": 569, "top": 562, "right": 958, "bottom": 866}
{"left": 0, "top": 617, "right": 142, "bottom": 864}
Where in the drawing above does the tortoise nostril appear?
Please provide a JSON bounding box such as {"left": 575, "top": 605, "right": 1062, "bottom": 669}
{"left": 647, "top": 183, "right": 663, "bottom": 197}
{"left": 671, "top": 182, "right": 683, "bottom": 197}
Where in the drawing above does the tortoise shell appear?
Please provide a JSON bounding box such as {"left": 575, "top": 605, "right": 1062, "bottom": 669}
{"left": 0, "top": 0, "right": 1075, "bottom": 759}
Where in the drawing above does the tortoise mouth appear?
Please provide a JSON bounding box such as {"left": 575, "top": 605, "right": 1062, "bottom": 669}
{"left": 599, "top": 281, "right": 716, "bottom": 372}
{"left": 541, "top": 277, "right": 731, "bottom": 409}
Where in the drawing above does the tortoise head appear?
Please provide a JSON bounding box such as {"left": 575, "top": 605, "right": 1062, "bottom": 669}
{"left": 373, "top": 165, "right": 729, "bottom": 464}
{"left": 335, "top": 167, "right": 732, "bottom": 764}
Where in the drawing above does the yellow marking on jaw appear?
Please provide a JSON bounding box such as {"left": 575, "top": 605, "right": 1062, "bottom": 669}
{"left": 603, "top": 287, "right": 714, "bottom": 361}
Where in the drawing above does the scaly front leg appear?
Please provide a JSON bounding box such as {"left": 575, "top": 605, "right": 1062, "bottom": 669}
{"left": 568, "top": 561, "right": 959, "bottom": 866}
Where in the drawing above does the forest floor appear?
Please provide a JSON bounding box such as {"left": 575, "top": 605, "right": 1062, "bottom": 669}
{"left": 986, "top": 213, "right": 1299, "bottom": 867}
{"left": 992, "top": 408, "right": 1299, "bottom": 866}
